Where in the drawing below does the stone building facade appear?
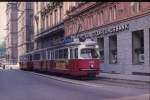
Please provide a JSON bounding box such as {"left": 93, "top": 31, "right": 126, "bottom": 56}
{"left": 5, "top": 2, "right": 18, "bottom": 64}
{"left": 33, "top": 2, "right": 76, "bottom": 50}
{"left": 17, "top": 2, "right": 34, "bottom": 61}
{"left": 64, "top": 2, "right": 150, "bottom": 77}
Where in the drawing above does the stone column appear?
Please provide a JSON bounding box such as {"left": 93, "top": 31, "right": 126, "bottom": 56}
{"left": 144, "top": 28, "right": 150, "bottom": 66}
{"left": 104, "top": 36, "right": 109, "bottom": 64}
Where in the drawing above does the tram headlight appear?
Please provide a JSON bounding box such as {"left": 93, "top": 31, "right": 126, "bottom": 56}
{"left": 90, "top": 64, "right": 94, "bottom": 68}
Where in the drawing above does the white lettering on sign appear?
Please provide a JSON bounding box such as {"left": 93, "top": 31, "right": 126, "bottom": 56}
{"left": 73, "top": 24, "right": 129, "bottom": 38}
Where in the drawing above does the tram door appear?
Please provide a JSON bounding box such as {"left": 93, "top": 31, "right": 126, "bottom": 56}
{"left": 69, "top": 47, "right": 78, "bottom": 71}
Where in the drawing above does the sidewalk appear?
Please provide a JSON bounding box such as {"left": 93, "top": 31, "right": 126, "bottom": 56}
{"left": 4, "top": 64, "right": 20, "bottom": 69}
{"left": 29, "top": 71, "right": 150, "bottom": 90}
{"left": 99, "top": 73, "right": 150, "bottom": 82}
{"left": 93, "top": 73, "right": 150, "bottom": 89}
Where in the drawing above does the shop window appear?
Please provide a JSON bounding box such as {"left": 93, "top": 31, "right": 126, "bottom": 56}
{"left": 97, "top": 37, "right": 104, "bottom": 62}
{"left": 132, "top": 30, "right": 144, "bottom": 64}
{"left": 109, "top": 35, "right": 117, "bottom": 64}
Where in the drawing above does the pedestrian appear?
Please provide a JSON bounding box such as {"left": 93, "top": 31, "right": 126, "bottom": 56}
{"left": 3, "top": 64, "right": 5, "bottom": 69}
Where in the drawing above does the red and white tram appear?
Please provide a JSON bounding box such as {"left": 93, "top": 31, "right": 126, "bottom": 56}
{"left": 19, "top": 37, "right": 100, "bottom": 77}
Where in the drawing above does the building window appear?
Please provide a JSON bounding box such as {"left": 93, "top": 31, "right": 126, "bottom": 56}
{"left": 98, "top": 37, "right": 104, "bottom": 62}
{"left": 109, "top": 35, "right": 117, "bottom": 64}
{"left": 36, "top": 2, "right": 38, "bottom": 12}
{"left": 41, "top": 16, "right": 45, "bottom": 31}
{"left": 97, "top": 13, "right": 100, "bottom": 26}
{"left": 89, "top": 15, "right": 93, "bottom": 28}
{"left": 132, "top": 30, "right": 144, "bottom": 64}
{"left": 85, "top": 17, "right": 88, "bottom": 30}
{"left": 73, "top": 22, "right": 76, "bottom": 33}
{"left": 50, "top": 13, "right": 52, "bottom": 27}
{"left": 74, "top": 22, "right": 77, "bottom": 33}
{"left": 136, "top": 2, "right": 140, "bottom": 12}
{"left": 100, "top": 11, "right": 104, "bottom": 25}
{"left": 59, "top": 6, "right": 63, "bottom": 22}
{"left": 113, "top": 5, "right": 117, "bottom": 20}
{"left": 109, "top": 7, "right": 113, "bottom": 21}
{"left": 131, "top": 2, "right": 141, "bottom": 14}
{"left": 92, "top": 15, "right": 94, "bottom": 27}
{"left": 54, "top": 10, "right": 57, "bottom": 25}
{"left": 46, "top": 15, "right": 48, "bottom": 29}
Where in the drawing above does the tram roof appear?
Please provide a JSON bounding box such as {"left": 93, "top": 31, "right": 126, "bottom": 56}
{"left": 21, "top": 38, "right": 97, "bottom": 57}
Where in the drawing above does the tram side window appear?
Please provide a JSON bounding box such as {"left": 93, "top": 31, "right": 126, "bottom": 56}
{"left": 42, "top": 52, "right": 46, "bottom": 60}
{"left": 47, "top": 51, "right": 50, "bottom": 60}
{"left": 74, "top": 48, "right": 78, "bottom": 59}
{"left": 23, "top": 56, "right": 26, "bottom": 61}
{"left": 33, "top": 54, "right": 41, "bottom": 60}
{"left": 59, "top": 49, "right": 63, "bottom": 59}
{"left": 29, "top": 55, "right": 32, "bottom": 61}
{"left": 55, "top": 50, "right": 59, "bottom": 59}
{"left": 27, "top": 55, "right": 32, "bottom": 61}
{"left": 70, "top": 48, "right": 74, "bottom": 59}
{"left": 64, "top": 48, "right": 68, "bottom": 59}
{"left": 51, "top": 51, "right": 53, "bottom": 60}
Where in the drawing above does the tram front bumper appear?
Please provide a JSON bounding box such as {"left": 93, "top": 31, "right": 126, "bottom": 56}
{"left": 79, "top": 68, "right": 99, "bottom": 76}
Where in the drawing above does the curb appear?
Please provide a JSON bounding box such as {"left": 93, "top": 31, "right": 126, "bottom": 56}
{"left": 99, "top": 73, "right": 150, "bottom": 82}
{"left": 26, "top": 71, "right": 149, "bottom": 90}
{"left": 28, "top": 71, "right": 106, "bottom": 88}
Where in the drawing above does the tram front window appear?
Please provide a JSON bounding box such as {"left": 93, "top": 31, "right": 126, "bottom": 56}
{"left": 80, "top": 48, "right": 99, "bottom": 59}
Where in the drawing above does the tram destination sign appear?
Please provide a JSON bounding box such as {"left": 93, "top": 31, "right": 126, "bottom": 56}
{"left": 75, "top": 23, "right": 129, "bottom": 38}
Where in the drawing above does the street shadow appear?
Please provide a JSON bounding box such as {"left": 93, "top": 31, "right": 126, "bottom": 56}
{"left": 23, "top": 69, "right": 99, "bottom": 81}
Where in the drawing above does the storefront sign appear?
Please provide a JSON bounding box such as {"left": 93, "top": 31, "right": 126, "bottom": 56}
{"left": 75, "top": 23, "right": 129, "bottom": 38}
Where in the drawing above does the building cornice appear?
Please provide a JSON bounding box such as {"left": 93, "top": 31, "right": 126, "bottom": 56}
{"left": 69, "top": 11, "right": 150, "bottom": 38}
{"left": 65, "top": 2, "right": 104, "bottom": 21}
{"left": 34, "top": 22, "right": 64, "bottom": 40}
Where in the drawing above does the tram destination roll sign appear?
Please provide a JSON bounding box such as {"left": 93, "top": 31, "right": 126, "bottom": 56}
{"left": 76, "top": 23, "right": 129, "bottom": 38}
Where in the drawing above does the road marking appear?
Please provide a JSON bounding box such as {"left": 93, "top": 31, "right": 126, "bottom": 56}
{"left": 28, "top": 71, "right": 105, "bottom": 88}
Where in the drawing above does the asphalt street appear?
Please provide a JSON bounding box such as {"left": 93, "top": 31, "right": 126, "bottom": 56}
{"left": 0, "top": 69, "right": 149, "bottom": 100}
